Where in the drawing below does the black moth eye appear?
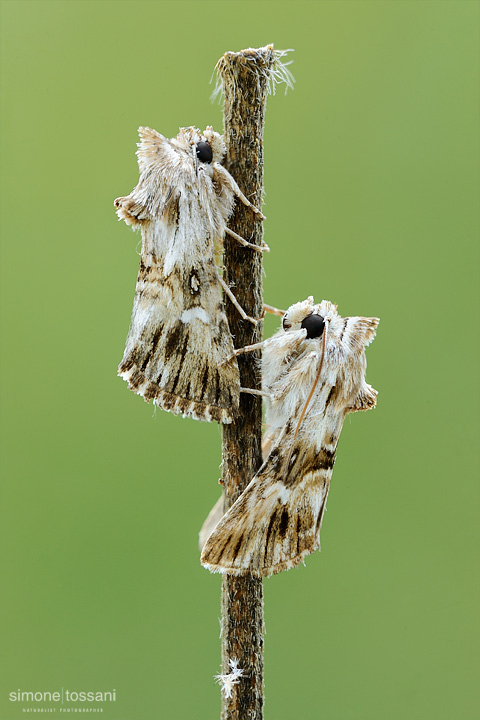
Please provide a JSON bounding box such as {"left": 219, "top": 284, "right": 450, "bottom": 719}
{"left": 301, "top": 313, "right": 325, "bottom": 339}
{"left": 196, "top": 141, "right": 213, "bottom": 164}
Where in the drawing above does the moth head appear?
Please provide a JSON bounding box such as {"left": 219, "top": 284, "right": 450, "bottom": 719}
{"left": 166, "top": 126, "right": 223, "bottom": 166}
{"left": 282, "top": 297, "right": 338, "bottom": 339}
{"left": 195, "top": 141, "right": 213, "bottom": 163}
{"left": 200, "top": 127, "right": 226, "bottom": 165}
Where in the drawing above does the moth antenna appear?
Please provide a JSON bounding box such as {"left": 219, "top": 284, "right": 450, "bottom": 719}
{"left": 283, "top": 319, "right": 329, "bottom": 475}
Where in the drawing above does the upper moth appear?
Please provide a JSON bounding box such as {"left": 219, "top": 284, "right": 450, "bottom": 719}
{"left": 201, "top": 297, "right": 379, "bottom": 576}
{"left": 115, "top": 126, "right": 264, "bottom": 424}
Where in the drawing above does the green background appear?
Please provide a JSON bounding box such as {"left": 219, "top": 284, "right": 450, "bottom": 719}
{"left": 1, "top": 1, "right": 478, "bottom": 718}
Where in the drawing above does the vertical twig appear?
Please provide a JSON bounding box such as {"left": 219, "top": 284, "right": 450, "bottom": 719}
{"left": 217, "top": 45, "right": 275, "bottom": 720}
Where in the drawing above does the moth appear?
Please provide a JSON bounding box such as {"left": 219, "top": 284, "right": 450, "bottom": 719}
{"left": 115, "top": 125, "right": 265, "bottom": 424}
{"left": 201, "top": 297, "right": 379, "bottom": 576}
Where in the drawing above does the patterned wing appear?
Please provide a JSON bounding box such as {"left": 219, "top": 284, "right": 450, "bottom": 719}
{"left": 118, "top": 243, "right": 240, "bottom": 423}
{"left": 201, "top": 435, "right": 331, "bottom": 577}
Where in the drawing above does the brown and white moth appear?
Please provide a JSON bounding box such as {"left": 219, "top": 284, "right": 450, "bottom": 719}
{"left": 201, "top": 297, "right": 379, "bottom": 576}
{"left": 115, "top": 126, "right": 265, "bottom": 424}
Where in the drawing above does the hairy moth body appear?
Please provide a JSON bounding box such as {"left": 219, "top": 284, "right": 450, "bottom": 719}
{"left": 116, "top": 126, "right": 263, "bottom": 423}
{"left": 201, "top": 297, "right": 379, "bottom": 575}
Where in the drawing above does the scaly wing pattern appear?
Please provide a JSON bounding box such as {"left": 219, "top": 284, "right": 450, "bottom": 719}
{"left": 118, "top": 239, "right": 240, "bottom": 423}
{"left": 201, "top": 431, "right": 331, "bottom": 577}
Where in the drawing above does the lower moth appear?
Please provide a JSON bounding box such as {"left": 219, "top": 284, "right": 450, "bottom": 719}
{"left": 201, "top": 297, "right": 379, "bottom": 577}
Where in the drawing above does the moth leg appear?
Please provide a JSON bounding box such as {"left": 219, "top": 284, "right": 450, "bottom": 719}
{"left": 233, "top": 188, "right": 266, "bottom": 220}
{"left": 240, "top": 387, "right": 271, "bottom": 398}
{"left": 214, "top": 165, "right": 266, "bottom": 220}
{"left": 226, "top": 340, "right": 267, "bottom": 362}
{"left": 220, "top": 340, "right": 266, "bottom": 366}
{"left": 263, "top": 303, "right": 286, "bottom": 317}
{"left": 225, "top": 228, "right": 270, "bottom": 253}
{"left": 217, "top": 275, "right": 258, "bottom": 325}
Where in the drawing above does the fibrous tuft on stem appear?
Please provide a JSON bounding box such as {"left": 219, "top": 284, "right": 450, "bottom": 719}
{"left": 215, "top": 658, "right": 245, "bottom": 699}
{"left": 211, "top": 45, "right": 295, "bottom": 103}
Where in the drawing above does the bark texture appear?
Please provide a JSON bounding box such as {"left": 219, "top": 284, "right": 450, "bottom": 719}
{"left": 218, "top": 45, "right": 276, "bottom": 720}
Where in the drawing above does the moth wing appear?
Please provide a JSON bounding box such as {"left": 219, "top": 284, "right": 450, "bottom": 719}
{"left": 198, "top": 431, "right": 276, "bottom": 551}
{"left": 201, "top": 440, "right": 330, "bottom": 577}
{"left": 348, "top": 382, "right": 378, "bottom": 413}
{"left": 114, "top": 127, "right": 190, "bottom": 227}
{"left": 118, "top": 262, "right": 240, "bottom": 423}
{"left": 199, "top": 495, "right": 223, "bottom": 551}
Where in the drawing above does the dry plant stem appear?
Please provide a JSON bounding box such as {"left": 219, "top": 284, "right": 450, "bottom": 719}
{"left": 219, "top": 46, "right": 275, "bottom": 720}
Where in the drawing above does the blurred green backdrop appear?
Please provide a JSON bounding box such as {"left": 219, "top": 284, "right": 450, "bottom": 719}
{"left": 1, "top": 1, "right": 478, "bottom": 718}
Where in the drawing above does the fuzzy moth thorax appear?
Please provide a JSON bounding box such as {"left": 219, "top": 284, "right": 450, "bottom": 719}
{"left": 263, "top": 298, "right": 379, "bottom": 431}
